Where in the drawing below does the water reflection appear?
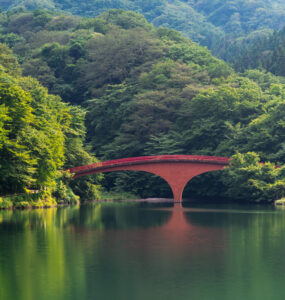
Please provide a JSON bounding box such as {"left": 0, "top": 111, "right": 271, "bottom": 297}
{"left": 1, "top": 203, "right": 285, "bottom": 300}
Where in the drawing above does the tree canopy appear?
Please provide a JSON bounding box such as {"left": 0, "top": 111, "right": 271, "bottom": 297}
{"left": 0, "top": 42, "right": 101, "bottom": 208}
{"left": 1, "top": 0, "right": 285, "bottom": 56}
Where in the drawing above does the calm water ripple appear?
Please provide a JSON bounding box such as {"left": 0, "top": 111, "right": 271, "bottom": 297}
{"left": 1, "top": 202, "right": 285, "bottom": 300}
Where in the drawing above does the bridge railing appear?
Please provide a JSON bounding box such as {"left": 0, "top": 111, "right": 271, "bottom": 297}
{"left": 68, "top": 155, "right": 230, "bottom": 174}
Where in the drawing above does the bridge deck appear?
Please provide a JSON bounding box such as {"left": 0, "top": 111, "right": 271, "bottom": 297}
{"left": 68, "top": 155, "right": 230, "bottom": 175}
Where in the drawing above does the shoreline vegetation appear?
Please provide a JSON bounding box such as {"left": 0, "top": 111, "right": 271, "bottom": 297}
{"left": 2, "top": 195, "right": 285, "bottom": 210}
{"left": 0, "top": 188, "right": 77, "bottom": 209}
{"left": 275, "top": 198, "right": 285, "bottom": 206}
{"left": 0, "top": 189, "right": 137, "bottom": 209}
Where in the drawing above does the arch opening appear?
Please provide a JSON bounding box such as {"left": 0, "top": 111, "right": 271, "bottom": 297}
{"left": 182, "top": 170, "right": 226, "bottom": 203}
{"left": 101, "top": 170, "right": 173, "bottom": 200}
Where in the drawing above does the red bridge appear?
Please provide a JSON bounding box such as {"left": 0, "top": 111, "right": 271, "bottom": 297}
{"left": 68, "top": 155, "right": 230, "bottom": 202}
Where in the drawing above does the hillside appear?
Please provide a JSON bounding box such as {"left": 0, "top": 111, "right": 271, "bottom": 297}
{"left": 0, "top": 10, "right": 284, "bottom": 201}
{"left": 229, "top": 26, "right": 285, "bottom": 76}
{"left": 1, "top": 0, "right": 285, "bottom": 55}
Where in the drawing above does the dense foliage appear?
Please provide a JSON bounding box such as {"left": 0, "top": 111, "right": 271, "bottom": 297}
{"left": 226, "top": 27, "right": 285, "bottom": 76}
{"left": 1, "top": 0, "right": 285, "bottom": 57}
{"left": 0, "top": 9, "right": 284, "bottom": 203}
{"left": 223, "top": 152, "right": 285, "bottom": 203}
{"left": 0, "top": 43, "right": 101, "bottom": 208}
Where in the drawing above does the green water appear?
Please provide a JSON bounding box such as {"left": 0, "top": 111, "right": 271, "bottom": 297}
{"left": 1, "top": 202, "right": 285, "bottom": 300}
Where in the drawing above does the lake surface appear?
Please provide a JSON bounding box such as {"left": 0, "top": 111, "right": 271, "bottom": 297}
{"left": 1, "top": 202, "right": 285, "bottom": 300}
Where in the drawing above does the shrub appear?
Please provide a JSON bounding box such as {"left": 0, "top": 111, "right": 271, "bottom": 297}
{"left": 223, "top": 152, "right": 285, "bottom": 203}
{"left": 14, "top": 201, "right": 31, "bottom": 209}
{"left": 0, "top": 197, "right": 13, "bottom": 209}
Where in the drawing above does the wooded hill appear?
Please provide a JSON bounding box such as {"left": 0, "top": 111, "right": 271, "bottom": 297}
{"left": 0, "top": 9, "right": 284, "bottom": 203}
{"left": 1, "top": 0, "right": 285, "bottom": 59}
{"left": 226, "top": 26, "right": 285, "bottom": 76}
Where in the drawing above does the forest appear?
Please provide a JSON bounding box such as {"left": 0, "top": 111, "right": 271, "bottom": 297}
{"left": 1, "top": 0, "right": 285, "bottom": 60}
{"left": 227, "top": 26, "right": 285, "bottom": 76}
{"left": 0, "top": 8, "right": 284, "bottom": 207}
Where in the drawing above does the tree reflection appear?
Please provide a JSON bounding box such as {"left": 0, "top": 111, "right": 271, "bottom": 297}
{"left": 1, "top": 204, "right": 285, "bottom": 300}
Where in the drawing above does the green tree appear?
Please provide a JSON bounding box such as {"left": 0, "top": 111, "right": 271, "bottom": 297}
{"left": 223, "top": 152, "right": 285, "bottom": 203}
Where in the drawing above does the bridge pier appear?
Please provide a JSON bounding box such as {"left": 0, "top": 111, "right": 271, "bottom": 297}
{"left": 170, "top": 185, "right": 184, "bottom": 203}
{"left": 166, "top": 179, "right": 189, "bottom": 203}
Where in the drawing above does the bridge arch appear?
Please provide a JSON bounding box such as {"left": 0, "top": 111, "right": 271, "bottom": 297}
{"left": 68, "top": 155, "right": 230, "bottom": 202}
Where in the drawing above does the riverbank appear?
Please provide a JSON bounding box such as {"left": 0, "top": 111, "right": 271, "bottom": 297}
{"left": 0, "top": 190, "right": 137, "bottom": 209}
{"left": 0, "top": 191, "right": 76, "bottom": 209}
{"left": 1, "top": 190, "right": 282, "bottom": 210}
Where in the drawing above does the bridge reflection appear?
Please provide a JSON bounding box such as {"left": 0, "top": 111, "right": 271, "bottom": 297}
{"left": 139, "top": 203, "right": 226, "bottom": 255}
{"left": 71, "top": 202, "right": 226, "bottom": 256}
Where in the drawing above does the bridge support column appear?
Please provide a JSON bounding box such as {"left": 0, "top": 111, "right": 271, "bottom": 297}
{"left": 165, "top": 178, "right": 191, "bottom": 203}
{"left": 152, "top": 163, "right": 225, "bottom": 203}
{"left": 170, "top": 184, "right": 185, "bottom": 203}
